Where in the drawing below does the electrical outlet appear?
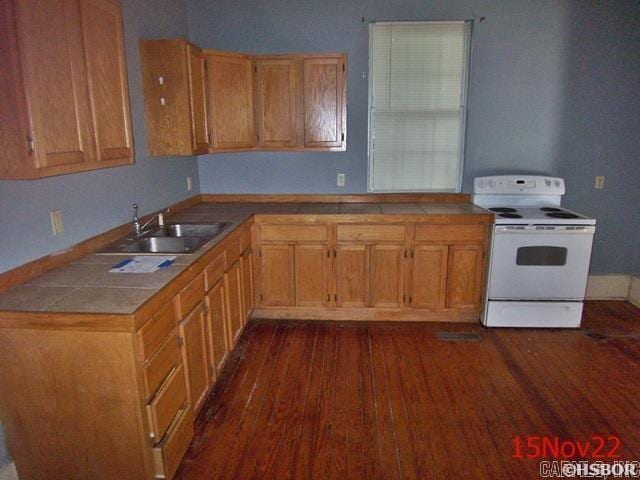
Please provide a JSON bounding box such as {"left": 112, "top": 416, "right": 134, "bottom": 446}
{"left": 337, "top": 173, "right": 346, "bottom": 187}
{"left": 186, "top": 176, "right": 193, "bottom": 192}
{"left": 595, "top": 176, "right": 605, "bottom": 189}
{"left": 50, "top": 210, "right": 63, "bottom": 236}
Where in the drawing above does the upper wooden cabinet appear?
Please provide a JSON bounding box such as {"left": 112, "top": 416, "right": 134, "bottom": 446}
{"left": 303, "top": 55, "right": 347, "bottom": 150}
{"left": 140, "top": 39, "right": 210, "bottom": 155}
{"left": 139, "top": 41, "right": 347, "bottom": 156}
{"left": 205, "top": 51, "right": 256, "bottom": 151}
{"left": 254, "top": 56, "right": 300, "bottom": 148}
{"left": 0, "top": 0, "right": 133, "bottom": 179}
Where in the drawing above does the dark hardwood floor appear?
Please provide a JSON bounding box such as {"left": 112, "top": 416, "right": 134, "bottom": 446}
{"left": 175, "top": 301, "right": 640, "bottom": 480}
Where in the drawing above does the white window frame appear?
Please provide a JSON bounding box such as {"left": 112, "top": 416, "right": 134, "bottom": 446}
{"left": 367, "top": 21, "right": 472, "bottom": 193}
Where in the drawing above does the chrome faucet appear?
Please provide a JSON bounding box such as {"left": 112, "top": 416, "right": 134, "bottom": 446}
{"left": 132, "top": 203, "right": 165, "bottom": 237}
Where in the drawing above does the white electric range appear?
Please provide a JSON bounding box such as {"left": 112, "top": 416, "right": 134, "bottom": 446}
{"left": 473, "top": 175, "right": 596, "bottom": 328}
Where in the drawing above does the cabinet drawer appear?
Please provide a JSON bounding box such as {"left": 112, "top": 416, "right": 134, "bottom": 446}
{"left": 260, "top": 225, "right": 328, "bottom": 242}
{"left": 337, "top": 225, "right": 405, "bottom": 242}
{"left": 153, "top": 406, "right": 194, "bottom": 480}
{"left": 142, "top": 333, "right": 181, "bottom": 401}
{"left": 175, "top": 273, "right": 205, "bottom": 319}
{"left": 205, "top": 251, "right": 227, "bottom": 291}
{"left": 415, "top": 225, "right": 486, "bottom": 243}
{"left": 138, "top": 302, "right": 177, "bottom": 361}
{"left": 146, "top": 364, "right": 187, "bottom": 442}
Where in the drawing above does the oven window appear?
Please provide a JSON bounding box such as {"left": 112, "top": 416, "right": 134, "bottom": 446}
{"left": 516, "top": 246, "right": 567, "bottom": 266}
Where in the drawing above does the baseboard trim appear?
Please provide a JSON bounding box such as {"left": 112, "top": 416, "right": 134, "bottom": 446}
{"left": 630, "top": 276, "right": 640, "bottom": 308}
{"left": 0, "top": 462, "right": 18, "bottom": 480}
{"left": 585, "top": 274, "right": 631, "bottom": 300}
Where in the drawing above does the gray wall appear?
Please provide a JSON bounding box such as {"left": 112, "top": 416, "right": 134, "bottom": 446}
{"left": 190, "top": 0, "right": 640, "bottom": 275}
{"left": 0, "top": 0, "right": 199, "bottom": 275}
{"left": 0, "top": 0, "right": 198, "bottom": 467}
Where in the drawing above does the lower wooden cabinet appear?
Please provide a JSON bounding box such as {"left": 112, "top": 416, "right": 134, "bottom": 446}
{"left": 255, "top": 222, "right": 488, "bottom": 320}
{"left": 225, "top": 261, "right": 244, "bottom": 346}
{"left": 206, "top": 279, "right": 229, "bottom": 375}
{"left": 152, "top": 406, "right": 194, "bottom": 480}
{"left": 178, "top": 302, "right": 210, "bottom": 415}
{"left": 410, "top": 245, "right": 448, "bottom": 309}
{"left": 241, "top": 250, "right": 254, "bottom": 320}
{"left": 335, "top": 244, "right": 368, "bottom": 308}
{"left": 445, "top": 244, "right": 484, "bottom": 310}
{"left": 259, "top": 244, "right": 295, "bottom": 306}
{"left": 294, "top": 244, "right": 331, "bottom": 307}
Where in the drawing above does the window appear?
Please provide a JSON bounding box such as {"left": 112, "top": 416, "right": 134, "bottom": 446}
{"left": 368, "top": 22, "right": 471, "bottom": 192}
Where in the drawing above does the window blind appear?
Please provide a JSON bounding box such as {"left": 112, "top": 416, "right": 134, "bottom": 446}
{"left": 368, "top": 22, "right": 470, "bottom": 192}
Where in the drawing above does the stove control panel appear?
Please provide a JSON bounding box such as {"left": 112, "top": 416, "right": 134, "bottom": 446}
{"left": 473, "top": 175, "right": 565, "bottom": 195}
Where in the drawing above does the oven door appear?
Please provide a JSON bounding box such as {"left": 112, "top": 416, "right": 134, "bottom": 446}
{"left": 488, "top": 225, "right": 595, "bottom": 300}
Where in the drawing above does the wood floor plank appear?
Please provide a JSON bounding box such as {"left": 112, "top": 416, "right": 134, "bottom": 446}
{"left": 175, "top": 301, "right": 640, "bottom": 480}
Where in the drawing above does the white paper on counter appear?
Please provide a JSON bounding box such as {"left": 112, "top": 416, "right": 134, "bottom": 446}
{"left": 109, "top": 256, "right": 176, "bottom": 273}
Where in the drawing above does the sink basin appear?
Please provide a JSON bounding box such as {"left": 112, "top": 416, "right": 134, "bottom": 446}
{"left": 119, "top": 237, "right": 208, "bottom": 254}
{"left": 99, "top": 222, "right": 230, "bottom": 254}
{"left": 151, "top": 223, "right": 230, "bottom": 238}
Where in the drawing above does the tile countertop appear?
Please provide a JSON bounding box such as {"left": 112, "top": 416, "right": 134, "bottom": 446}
{"left": 0, "top": 202, "right": 491, "bottom": 317}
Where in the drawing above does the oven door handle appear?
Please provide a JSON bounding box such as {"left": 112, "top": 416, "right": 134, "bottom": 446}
{"left": 495, "top": 226, "right": 595, "bottom": 234}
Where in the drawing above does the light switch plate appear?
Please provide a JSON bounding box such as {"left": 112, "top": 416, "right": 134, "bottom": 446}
{"left": 187, "top": 176, "right": 193, "bottom": 192}
{"left": 337, "top": 173, "right": 346, "bottom": 187}
{"left": 595, "top": 176, "right": 605, "bottom": 189}
{"left": 50, "top": 210, "right": 63, "bottom": 236}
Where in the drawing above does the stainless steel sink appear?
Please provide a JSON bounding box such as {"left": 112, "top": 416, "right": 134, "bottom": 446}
{"left": 119, "top": 237, "right": 208, "bottom": 254}
{"left": 99, "top": 222, "right": 230, "bottom": 254}
{"left": 151, "top": 223, "right": 229, "bottom": 238}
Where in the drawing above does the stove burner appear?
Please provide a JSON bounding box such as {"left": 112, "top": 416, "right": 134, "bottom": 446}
{"left": 540, "top": 207, "right": 563, "bottom": 212}
{"left": 499, "top": 213, "right": 523, "bottom": 219}
{"left": 489, "top": 207, "right": 517, "bottom": 213}
{"left": 546, "top": 212, "right": 580, "bottom": 219}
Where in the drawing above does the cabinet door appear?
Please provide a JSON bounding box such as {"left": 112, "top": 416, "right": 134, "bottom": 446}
{"left": 240, "top": 251, "right": 254, "bottom": 323}
{"left": 15, "top": 0, "right": 95, "bottom": 171}
{"left": 294, "top": 244, "right": 330, "bottom": 307}
{"left": 335, "top": 244, "right": 369, "bottom": 308}
{"left": 187, "top": 43, "right": 209, "bottom": 154}
{"left": 370, "top": 244, "right": 404, "bottom": 308}
{"left": 446, "top": 244, "right": 484, "bottom": 310}
{"left": 206, "top": 280, "right": 228, "bottom": 375}
{"left": 179, "top": 302, "right": 210, "bottom": 415}
{"left": 411, "top": 245, "right": 448, "bottom": 309}
{"left": 80, "top": 0, "right": 133, "bottom": 164}
{"left": 302, "top": 55, "right": 346, "bottom": 149}
{"left": 225, "top": 261, "right": 244, "bottom": 346}
{"left": 258, "top": 244, "right": 295, "bottom": 307}
{"left": 255, "top": 57, "right": 299, "bottom": 148}
{"left": 206, "top": 52, "right": 255, "bottom": 150}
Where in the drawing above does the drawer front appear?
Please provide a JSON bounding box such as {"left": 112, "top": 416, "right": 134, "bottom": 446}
{"left": 137, "top": 302, "right": 177, "bottom": 361}
{"left": 260, "top": 225, "right": 328, "bottom": 242}
{"left": 143, "top": 333, "right": 181, "bottom": 401}
{"left": 152, "top": 406, "right": 194, "bottom": 480}
{"left": 146, "top": 364, "right": 187, "bottom": 442}
{"left": 205, "top": 251, "right": 227, "bottom": 291}
{"left": 415, "top": 224, "right": 486, "bottom": 243}
{"left": 337, "top": 224, "right": 405, "bottom": 242}
{"left": 176, "top": 272, "right": 205, "bottom": 319}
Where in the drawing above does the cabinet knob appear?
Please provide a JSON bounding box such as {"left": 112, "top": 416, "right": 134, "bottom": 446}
{"left": 160, "top": 97, "right": 166, "bottom": 106}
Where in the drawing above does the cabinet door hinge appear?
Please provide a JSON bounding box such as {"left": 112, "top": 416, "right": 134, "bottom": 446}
{"left": 334, "top": 293, "right": 338, "bottom": 302}
{"left": 27, "top": 135, "right": 35, "bottom": 155}
{"left": 177, "top": 336, "right": 184, "bottom": 347}
{"left": 254, "top": 65, "right": 258, "bottom": 73}
{"left": 259, "top": 293, "right": 264, "bottom": 301}
{"left": 326, "top": 293, "right": 330, "bottom": 302}
{"left": 333, "top": 249, "right": 337, "bottom": 258}
{"left": 404, "top": 250, "right": 408, "bottom": 258}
